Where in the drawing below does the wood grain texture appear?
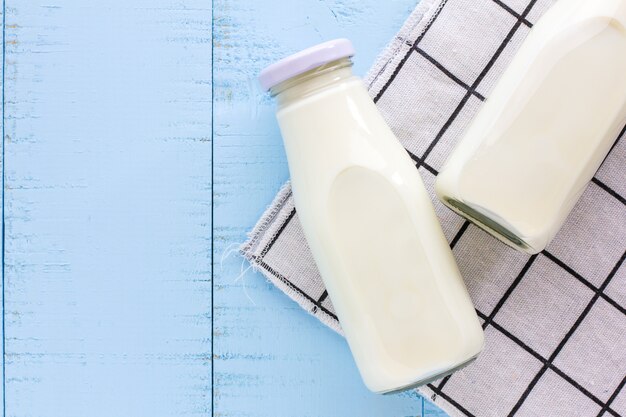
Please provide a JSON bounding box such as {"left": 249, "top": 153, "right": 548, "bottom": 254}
{"left": 213, "top": 0, "right": 447, "bottom": 415}
{"left": 1, "top": 1, "right": 5, "bottom": 411}
{"left": 3, "top": 1, "right": 211, "bottom": 416}
{"left": 3, "top": 0, "right": 451, "bottom": 415}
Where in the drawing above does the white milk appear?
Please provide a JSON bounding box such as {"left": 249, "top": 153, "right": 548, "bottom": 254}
{"left": 265, "top": 49, "right": 483, "bottom": 393}
{"left": 436, "top": 0, "right": 626, "bottom": 254}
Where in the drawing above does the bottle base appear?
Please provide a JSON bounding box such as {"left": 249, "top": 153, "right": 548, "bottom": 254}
{"left": 441, "top": 198, "right": 540, "bottom": 255}
{"left": 377, "top": 355, "right": 479, "bottom": 395}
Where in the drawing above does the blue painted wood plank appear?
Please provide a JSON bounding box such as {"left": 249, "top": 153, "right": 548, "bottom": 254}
{"left": 3, "top": 1, "right": 211, "bottom": 416}
{"left": 213, "top": 0, "right": 447, "bottom": 415}
{"left": 1, "top": 1, "right": 5, "bottom": 412}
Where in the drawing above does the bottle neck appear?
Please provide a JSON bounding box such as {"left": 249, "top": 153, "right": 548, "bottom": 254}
{"left": 271, "top": 58, "right": 356, "bottom": 108}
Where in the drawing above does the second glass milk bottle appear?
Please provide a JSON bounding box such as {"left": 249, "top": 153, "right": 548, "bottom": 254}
{"left": 436, "top": 0, "right": 626, "bottom": 254}
{"left": 259, "top": 39, "right": 484, "bottom": 394}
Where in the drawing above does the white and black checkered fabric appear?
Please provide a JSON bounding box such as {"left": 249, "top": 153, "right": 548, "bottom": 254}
{"left": 241, "top": 0, "right": 626, "bottom": 415}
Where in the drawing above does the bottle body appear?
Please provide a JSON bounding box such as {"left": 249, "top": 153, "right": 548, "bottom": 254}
{"left": 435, "top": 0, "right": 626, "bottom": 254}
{"left": 274, "top": 62, "right": 483, "bottom": 393}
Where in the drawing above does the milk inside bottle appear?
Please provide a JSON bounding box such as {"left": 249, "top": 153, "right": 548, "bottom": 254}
{"left": 436, "top": 0, "right": 626, "bottom": 254}
{"left": 259, "top": 39, "right": 484, "bottom": 393}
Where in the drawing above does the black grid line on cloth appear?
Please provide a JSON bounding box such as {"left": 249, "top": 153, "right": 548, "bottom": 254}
{"left": 380, "top": 0, "right": 625, "bottom": 410}
{"left": 433, "top": 243, "right": 626, "bottom": 414}
{"left": 252, "top": 0, "right": 626, "bottom": 414}
{"left": 607, "top": 125, "right": 626, "bottom": 156}
{"left": 450, "top": 221, "right": 471, "bottom": 249}
{"left": 254, "top": 205, "right": 339, "bottom": 321}
{"left": 507, "top": 250, "right": 626, "bottom": 417}
{"left": 378, "top": 0, "right": 620, "bottom": 413}
{"left": 482, "top": 255, "right": 538, "bottom": 328}
{"left": 258, "top": 0, "right": 555, "bottom": 275}
{"left": 316, "top": 290, "right": 328, "bottom": 304}
{"left": 588, "top": 123, "right": 624, "bottom": 204}
{"left": 381, "top": 0, "right": 544, "bottom": 412}
{"left": 428, "top": 382, "right": 479, "bottom": 417}
{"left": 435, "top": 255, "right": 539, "bottom": 392}
{"left": 409, "top": 151, "right": 439, "bottom": 176}
{"left": 373, "top": 0, "right": 538, "bottom": 104}
{"left": 395, "top": 0, "right": 543, "bottom": 402}
{"left": 598, "top": 376, "right": 626, "bottom": 417}
{"left": 253, "top": 205, "right": 339, "bottom": 320}
{"left": 491, "top": 0, "right": 533, "bottom": 26}
{"left": 393, "top": 37, "right": 489, "bottom": 101}
{"left": 471, "top": 310, "right": 624, "bottom": 417}
{"left": 312, "top": 290, "right": 329, "bottom": 315}
{"left": 252, "top": 255, "right": 338, "bottom": 322}
{"left": 432, "top": 186, "right": 626, "bottom": 409}
{"left": 592, "top": 177, "right": 626, "bottom": 206}
{"left": 543, "top": 250, "right": 626, "bottom": 316}
{"left": 413, "top": 47, "right": 486, "bottom": 102}
{"left": 373, "top": 0, "right": 450, "bottom": 104}
{"left": 419, "top": 0, "right": 540, "bottom": 164}
{"left": 259, "top": 206, "right": 297, "bottom": 259}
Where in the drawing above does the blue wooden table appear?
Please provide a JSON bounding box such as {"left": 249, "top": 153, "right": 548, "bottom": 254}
{"left": 2, "top": 0, "right": 448, "bottom": 415}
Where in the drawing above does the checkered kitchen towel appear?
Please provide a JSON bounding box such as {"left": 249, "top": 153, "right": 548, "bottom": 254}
{"left": 241, "top": 0, "right": 626, "bottom": 415}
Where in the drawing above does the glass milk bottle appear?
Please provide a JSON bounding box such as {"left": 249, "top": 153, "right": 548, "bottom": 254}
{"left": 259, "top": 39, "right": 484, "bottom": 393}
{"left": 436, "top": 0, "right": 626, "bottom": 254}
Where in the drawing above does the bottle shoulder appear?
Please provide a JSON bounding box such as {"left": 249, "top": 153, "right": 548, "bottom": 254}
{"left": 276, "top": 76, "right": 366, "bottom": 115}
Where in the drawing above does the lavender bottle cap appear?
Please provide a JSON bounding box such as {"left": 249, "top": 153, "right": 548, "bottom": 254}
{"left": 258, "top": 38, "right": 355, "bottom": 91}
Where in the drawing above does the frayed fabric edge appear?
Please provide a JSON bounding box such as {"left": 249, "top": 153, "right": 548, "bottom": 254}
{"left": 239, "top": 180, "right": 293, "bottom": 256}
{"left": 365, "top": 0, "right": 444, "bottom": 97}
